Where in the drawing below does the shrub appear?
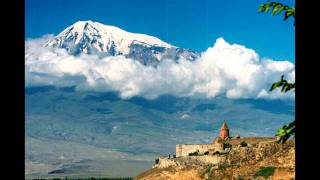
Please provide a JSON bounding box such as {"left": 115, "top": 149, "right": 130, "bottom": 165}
{"left": 204, "top": 164, "right": 213, "bottom": 174}
{"left": 254, "top": 166, "right": 275, "bottom": 179}
{"left": 188, "top": 150, "right": 199, "bottom": 156}
{"left": 204, "top": 151, "right": 209, "bottom": 155}
{"left": 223, "top": 142, "right": 232, "bottom": 149}
{"left": 213, "top": 151, "right": 220, "bottom": 155}
{"left": 240, "top": 141, "right": 248, "bottom": 147}
{"left": 218, "top": 163, "right": 230, "bottom": 170}
{"left": 155, "top": 158, "right": 159, "bottom": 164}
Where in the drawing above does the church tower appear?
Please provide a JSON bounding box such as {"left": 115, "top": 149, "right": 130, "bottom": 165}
{"left": 220, "top": 120, "right": 229, "bottom": 140}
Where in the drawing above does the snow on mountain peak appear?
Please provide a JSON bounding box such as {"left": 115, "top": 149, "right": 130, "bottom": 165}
{"left": 46, "top": 20, "right": 173, "bottom": 55}
{"left": 45, "top": 20, "right": 199, "bottom": 65}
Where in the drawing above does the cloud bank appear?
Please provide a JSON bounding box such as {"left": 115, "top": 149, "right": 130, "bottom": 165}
{"left": 25, "top": 36, "right": 295, "bottom": 100}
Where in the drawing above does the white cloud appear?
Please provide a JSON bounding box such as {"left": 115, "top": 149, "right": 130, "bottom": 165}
{"left": 25, "top": 36, "right": 295, "bottom": 100}
{"left": 180, "top": 114, "right": 190, "bottom": 120}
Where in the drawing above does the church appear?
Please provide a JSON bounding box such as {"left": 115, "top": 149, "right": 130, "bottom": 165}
{"left": 175, "top": 120, "right": 233, "bottom": 157}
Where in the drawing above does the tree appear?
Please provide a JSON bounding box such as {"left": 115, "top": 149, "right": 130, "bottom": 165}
{"left": 258, "top": 1, "right": 295, "bottom": 144}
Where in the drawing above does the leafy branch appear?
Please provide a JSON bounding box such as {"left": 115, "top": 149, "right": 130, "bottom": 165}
{"left": 275, "top": 121, "right": 295, "bottom": 144}
{"left": 258, "top": 1, "right": 295, "bottom": 23}
{"left": 259, "top": 0, "right": 295, "bottom": 144}
{"left": 269, "top": 75, "right": 295, "bottom": 143}
{"left": 269, "top": 75, "right": 295, "bottom": 93}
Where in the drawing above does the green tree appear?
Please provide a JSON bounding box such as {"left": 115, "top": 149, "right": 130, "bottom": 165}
{"left": 240, "top": 141, "right": 248, "bottom": 147}
{"left": 258, "top": 0, "right": 295, "bottom": 144}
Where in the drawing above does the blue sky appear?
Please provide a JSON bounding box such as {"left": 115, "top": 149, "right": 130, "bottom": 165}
{"left": 26, "top": 0, "right": 295, "bottom": 62}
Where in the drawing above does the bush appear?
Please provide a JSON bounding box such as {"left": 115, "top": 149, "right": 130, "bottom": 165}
{"left": 240, "top": 141, "right": 248, "bottom": 147}
{"left": 213, "top": 151, "right": 220, "bottom": 155}
{"left": 223, "top": 142, "right": 232, "bottom": 149}
{"left": 204, "top": 151, "right": 209, "bottom": 155}
{"left": 204, "top": 164, "right": 213, "bottom": 174}
{"left": 254, "top": 166, "right": 275, "bottom": 179}
{"left": 188, "top": 150, "right": 199, "bottom": 156}
{"left": 218, "top": 163, "right": 230, "bottom": 170}
{"left": 155, "top": 158, "right": 159, "bottom": 164}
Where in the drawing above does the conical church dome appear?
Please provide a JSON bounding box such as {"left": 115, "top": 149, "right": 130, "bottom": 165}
{"left": 219, "top": 120, "right": 230, "bottom": 140}
{"left": 221, "top": 120, "right": 229, "bottom": 130}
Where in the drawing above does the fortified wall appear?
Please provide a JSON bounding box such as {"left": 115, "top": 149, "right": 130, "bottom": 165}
{"left": 154, "top": 138, "right": 290, "bottom": 170}
{"left": 175, "top": 121, "right": 229, "bottom": 157}
{"left": 176, "top": 142, "right": 223, "bottom": 157}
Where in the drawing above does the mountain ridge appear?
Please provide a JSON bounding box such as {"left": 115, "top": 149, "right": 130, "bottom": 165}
{"left": 25, "top": 86, "right": 294, "bottom": 178}
{"left": 45, "top": 20, "right": 199, "bottom": 65}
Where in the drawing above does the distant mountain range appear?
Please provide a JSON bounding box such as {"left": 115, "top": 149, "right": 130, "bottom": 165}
{"left": 46, "top": 20, "right": 199, "bottom": 66}
{"left": 25, "top": 86, "right": 294, "bottom": 178}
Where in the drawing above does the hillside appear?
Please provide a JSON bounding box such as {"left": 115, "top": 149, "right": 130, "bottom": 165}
{"left": 135, "top": 138, "right": 295, "bottom": 180}
{"left": 25, "top": 87, "right": 294, "bottom": 178}
{"left": 25, "top": 86, "right": 294, "bottom": 178}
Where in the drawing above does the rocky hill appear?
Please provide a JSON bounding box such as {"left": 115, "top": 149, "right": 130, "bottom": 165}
{"left": 134, "top": 138, "right": 295, "bottom": 180}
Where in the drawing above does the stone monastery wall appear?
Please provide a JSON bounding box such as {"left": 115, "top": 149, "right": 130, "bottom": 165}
{"left": 176, "top": 144, "right": 220, "bottom": 157}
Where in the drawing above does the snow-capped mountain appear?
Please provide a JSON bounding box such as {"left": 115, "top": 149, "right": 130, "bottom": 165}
{"left": 46, "top": 20, "right": 199, "bottom": 65}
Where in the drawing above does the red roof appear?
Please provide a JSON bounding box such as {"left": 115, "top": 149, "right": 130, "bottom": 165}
{"left": 220, "top": 121, "right": 229, "bottom": 129}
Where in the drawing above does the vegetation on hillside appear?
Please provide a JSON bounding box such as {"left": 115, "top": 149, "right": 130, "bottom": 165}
{"left": 223, "top": 142, "right": 232, "bottom": 149}
{"left": 240, "top": 141, "right": 248, "bottom": 147}
{"left": 188, "top": 150, "right": 200, "bottom": 156}
{"left": 254, "top": 166, "right": 276, "bottom": 178}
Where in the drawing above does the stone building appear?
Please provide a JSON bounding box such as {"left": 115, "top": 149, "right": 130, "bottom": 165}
{"left": 175, "top": 121, "right": 230, "bottom": 157}
{"left": 219, "top": 120, "right": 229, "bottom": 140}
